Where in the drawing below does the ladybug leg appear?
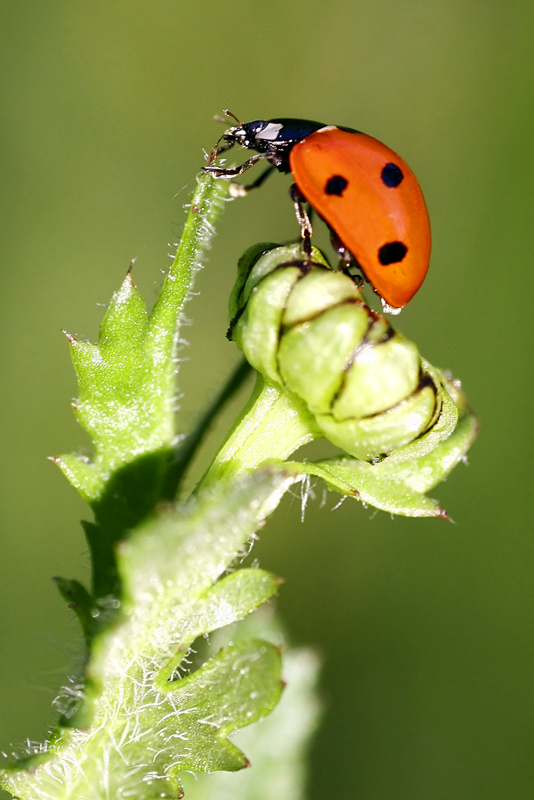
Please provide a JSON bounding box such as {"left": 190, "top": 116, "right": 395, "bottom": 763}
{"left": 228, "top": 165, "right": 276, "bottom": 197}
{"left": 207, "top": 140, "right": 234, "bottom": 161}
{"left": 289, "top": 184, "right": 313, "bottom": 259}
{"left": 204, "top": 153, "right": 267, "bottom": 180}
{"left": 205, "top": 133, "right": 237, "bottom": 165}
{"left": 330, "top": 229, "right": 365, "bottom": 288}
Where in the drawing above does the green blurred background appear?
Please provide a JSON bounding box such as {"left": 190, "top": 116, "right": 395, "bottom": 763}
{"left": 1, "top": 1, "right": 533, "bottom": 797}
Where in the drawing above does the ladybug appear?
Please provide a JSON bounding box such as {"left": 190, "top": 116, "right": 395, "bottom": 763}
{"left": 204, "top": 114, "right": 431, "bottom": 312}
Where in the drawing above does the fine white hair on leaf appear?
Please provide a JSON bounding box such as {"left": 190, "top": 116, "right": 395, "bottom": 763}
{"left": 300, "top": 474, "right": 316, "bottom": 523}
{"left": 331, "top": 495, "right": 347, "bottom": 511}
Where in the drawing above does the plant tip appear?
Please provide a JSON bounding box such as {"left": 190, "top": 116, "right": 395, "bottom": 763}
{"left": 122, "top": 271, "right": 136, "bottom": 289}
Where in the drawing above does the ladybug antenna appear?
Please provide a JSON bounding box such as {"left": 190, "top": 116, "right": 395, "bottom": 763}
{"left": 223, "top": 109, "right": 242, "bottom": 125}
{"left": 213, "top": 110, "right": 242, "bottom": 126}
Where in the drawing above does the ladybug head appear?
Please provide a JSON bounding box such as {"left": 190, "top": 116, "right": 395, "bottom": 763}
{"left": 209, "top": 115, "right": 273, "bottom": 162}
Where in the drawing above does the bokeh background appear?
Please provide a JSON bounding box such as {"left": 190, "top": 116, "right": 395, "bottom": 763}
{"left": 1, "top": 1, "right": 533, "bottom": 797}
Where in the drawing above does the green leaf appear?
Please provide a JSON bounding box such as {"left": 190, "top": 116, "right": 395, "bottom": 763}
{"left": 54, "top": 173, "right": 229, "bottom": 506}
{"left": 0, "top": 470, "right": 298, "bottom": 800}
{"left": 162, "top": 638, "right": 283, "bottom": 774}
{"left": 182, "top": 645, "right": 321, "bottom": 800}
{"left": 288, "top": 411, "right": 478, "bottom": 518}
{"left": 50, "top": 174, "right": 230, "bottom": 606}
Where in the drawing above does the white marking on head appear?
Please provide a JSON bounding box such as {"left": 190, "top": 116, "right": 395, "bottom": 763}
{"left": 255, "top": 123, "right": 284, "bottom": 141}
{"left": 317, "top": 125, "right": 337, "bottom": 133}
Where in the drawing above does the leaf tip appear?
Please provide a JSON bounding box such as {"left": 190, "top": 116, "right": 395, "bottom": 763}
{"left": 122, "top": 271, "right": 136, "bottom": 290}
{"left": 61, "top": 329, "right": 78, "bottom": 345}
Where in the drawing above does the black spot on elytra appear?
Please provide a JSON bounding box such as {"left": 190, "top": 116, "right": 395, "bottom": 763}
{"left": 381, "top": 163, "right": 404, "bottom": 188}
{"left": 378, "top": 241, "right": 408, "bottom": 265}
{"left": 325, "top": 175, "right": 348, "bottom": 196}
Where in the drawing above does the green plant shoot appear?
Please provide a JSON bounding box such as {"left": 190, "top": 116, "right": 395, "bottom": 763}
{"left": 0, "top": 168, "right": 477, "bottom": 800}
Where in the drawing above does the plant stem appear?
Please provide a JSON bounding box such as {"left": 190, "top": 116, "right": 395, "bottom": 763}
{"left": 162, "top": 357, "right": 253, "bottom": 499}
{"left": 200, "top": 375, "right": 321, "bottom": 489}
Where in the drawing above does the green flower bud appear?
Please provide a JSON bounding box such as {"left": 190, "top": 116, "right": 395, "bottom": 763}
{"left": 231, "top": 244, "right": 457, "bottom": 461}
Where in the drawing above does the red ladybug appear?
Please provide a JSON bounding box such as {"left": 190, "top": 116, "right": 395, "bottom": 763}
{"left": 205, "top": 115, "right": 431, "bottom": 312}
